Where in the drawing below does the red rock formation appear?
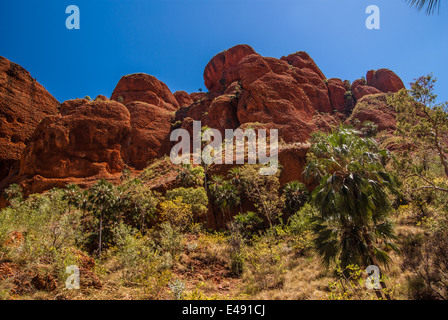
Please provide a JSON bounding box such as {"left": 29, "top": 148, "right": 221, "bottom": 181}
{"left": 0, "top": 56, "right": 59, "bottom": 182}
{"left": 174, "top": 91, "right": 193, "bottom": 107}
{"left": 2, "top": 46, "right": 408, "bottom": 201}
{"left": 236, "top": 54, "right": 317, "bottom": 143}
{"left": 189, "top": 92, "right": 207, "bottom": 103}
{"left": 204, "top": 44, "right": 257, "bottom": 93}
{"left": 123, "top": 101, "right": 174, "bottom": 169}
{"left": 327, "top": 78, "right": 347, "bottom": 113}
{"left": 20, "top": 99, "right": 131, "bottom": 180}
{"left": 111, "top": 73, "right": 179, "bottom": 111}
{"left": 349, "top": 93, "right": 396, "bottom": 132}
{"left": 367, "top": 69, "right": 405, "bottom": 93}
{"left": 352, "top": 85, "right": 383, "bottom": 101}
{"left": 281, "top": 52, "right": 331, "bottom": 113}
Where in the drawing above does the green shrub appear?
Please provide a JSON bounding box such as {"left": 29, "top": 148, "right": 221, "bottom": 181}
{"left": 233, "top": 211, "right": 264, "bottom": 238}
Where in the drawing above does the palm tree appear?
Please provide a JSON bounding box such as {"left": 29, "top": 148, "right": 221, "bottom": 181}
{"left": 89, "top": 180, "right": 117, "bottom": 257}
{"left": 62, "top": 184, "right": 80, "bottom": 214}
{"left": 283, "top": 181, "right": 309, "bottom": 216}
{"left": 228, "top": 167, "right": 244, "bottom": 213}
{"left": 406, "top": 0, "right": 441, "bottom": 14}
{"left": 209, "top": 175, "right": 240, "bottom": 227}
{"left": 305, "top": 128, "right": 399, "bottom": 299}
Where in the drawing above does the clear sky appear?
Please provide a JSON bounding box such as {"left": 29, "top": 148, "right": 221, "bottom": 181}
{"left": 1, "top": 0, "right": 447, "bottom": 103}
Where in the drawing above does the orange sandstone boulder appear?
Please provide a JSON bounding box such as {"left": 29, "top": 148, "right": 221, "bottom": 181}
{"left": 123, "top": 101, "right": 174, "bottom": 169}
{"left": 111, "top": 73, "right": 179, "bottom": 111}
{"left": 19, "top": 99, "right": 131, "bottom": 180}
{"left": 204, "top": 44, "right": 257, "bottom": 93}
{"left": 367, "top": 69, "right": 405, "bottom": 93}
{"left": 326, "top": 78, "right": 347, "bottom": 113}
{"left": 0, "top": 56, "right": 59, "bottom": 182}
{"left": 174, "top": 90, "right": 193, "bottom": 107}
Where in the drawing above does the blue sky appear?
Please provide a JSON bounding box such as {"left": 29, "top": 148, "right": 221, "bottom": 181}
{"left": 1, "top": 0, "right": 447, "bottom": 103}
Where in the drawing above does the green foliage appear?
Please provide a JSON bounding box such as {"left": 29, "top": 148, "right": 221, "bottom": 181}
{"left": 149, "top": 221, "right": 184, "bottom": 261}
{"left": 3, "top": 184, "right": 23, "bottom": 207}
{"left": 390, "top": 74, "right": 448, "bottom": 197}
{"left": 283, "top": 181, "right": 309, "bottom": 216}
{"left": 209, "top": 175, "right": 240, "bottom": 225}
{"left": 118, "top": 178, "right": 159, "bottom": 232}
{"left": 159, "top": 197, "right": 194, "bottom": 231}
{"left": 360, "top": 121, "right": 378, "bottom": 138}
{"left": 327, "top": 263, "right": 396, "bottom": 300}
{"left": 176, "top": 164, "right": 205, "bottom": 188}
{"left": 287, "top": 203, "right": 316, "bottom": 236}
{"left": 305, "top": 127, "right": 399, "bottom": 269}
{"left": 243, "top": 237, "right": 287, "bottom": 294}
{"left": 111, "top": 222, "right": 163, "bottom": 282}
{"left": 227, "top": 223, "right": 246, "bottom": 275}
{"left": 233, "top": 211, "right": 264, "bottom": 238}
{"left": 0, "top": 188, "right": 83, "bottom": 286}
{"left": 166, "top": 187, "right": 208, "bottom": 223}
{"left": 238, "top": 164, "right": 285, "bottom": 228}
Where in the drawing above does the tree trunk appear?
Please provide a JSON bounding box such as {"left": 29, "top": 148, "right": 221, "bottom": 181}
{"left": 363, "top": 230, "right": 391, "bottom": 300}
{"left": 99, "top": 209, "right": 103, "bottom": 257}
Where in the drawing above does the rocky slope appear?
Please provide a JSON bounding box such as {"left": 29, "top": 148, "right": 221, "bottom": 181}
{"left": 0, "top": 45, "right": 405, "bottom": 197}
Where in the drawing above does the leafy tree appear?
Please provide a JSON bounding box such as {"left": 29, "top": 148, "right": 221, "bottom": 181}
{"left": 159, "top": 197, "right": 193, "bottom": 231}
{"left": 119, "top": 179, "right": 159, "bottom": 233}
{"left": 238, "top": 164, "right": 285, "bottom": 228}
{"left": 166, "top": 187, "right": 208, "bottom": 224}
{"left": 233, "top": 211, "right": 264, "bottom": 238}
{"left": 176, "top": 164, "right": 205, "bottom": 188}
{"left": 390, "top": 74, "right": 448, "bottom": 193}
{"left": 305, "top": 128, "right": 399, "bottom": 300}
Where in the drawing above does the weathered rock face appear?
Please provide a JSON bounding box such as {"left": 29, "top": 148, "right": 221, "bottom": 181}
{"left": 236, "top": 54, "right": 317, "bottom": 143}
{"left": 0, "top": 56, "right": 59, "bottom": 182}
{"left": 327, "top": 78, "right": 347, "bottom": 113}
{"left": 352, "top": 85, "right": 383, "bottom": 101}
{"left": 20, "top": 99, "right": 131, "bottom": 180}
{"left": 110, "top": 73, "right": 179, "bottom": 111}
{"left": 3, "top": 45, "right": 408, "bottom": 199}
{"left": 204, "top": 44, "right": 257, "bottom": 93}
{"left": 281, "top": 52, "right": 332, "bottom": 113}
{"left": 123, "top": 101, "right": 174, "bottom": 170}
{"left": 348, "top": 93, "right": 397, "bottom": 132}
{"left": 367, "top": 69, "right": 405, "bottom": 93}
{"left": 174, "top": 91, "right": 193, "bottom": 107}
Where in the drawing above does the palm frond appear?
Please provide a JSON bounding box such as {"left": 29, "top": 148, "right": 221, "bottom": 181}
{"left": 406, "top": 0, "right": 441, "bottom": 15}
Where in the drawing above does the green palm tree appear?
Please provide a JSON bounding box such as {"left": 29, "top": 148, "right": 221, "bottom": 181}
{"left": 89, "top": 180, "right": 117, "bottom": 257}
{"left": 62, "top": 184, "right": 80, "bottom": 214}
{"left": 209, "top": 175, "right": 240, "bottom": 227}
{"left": 305, "top": 128, "right": 399, "bottom": 299}
{"left": 283, "top": 181, "right": 309, "bottom": 216}
{"left": 406, "top": 0, "right": 441, "bottom": 14}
